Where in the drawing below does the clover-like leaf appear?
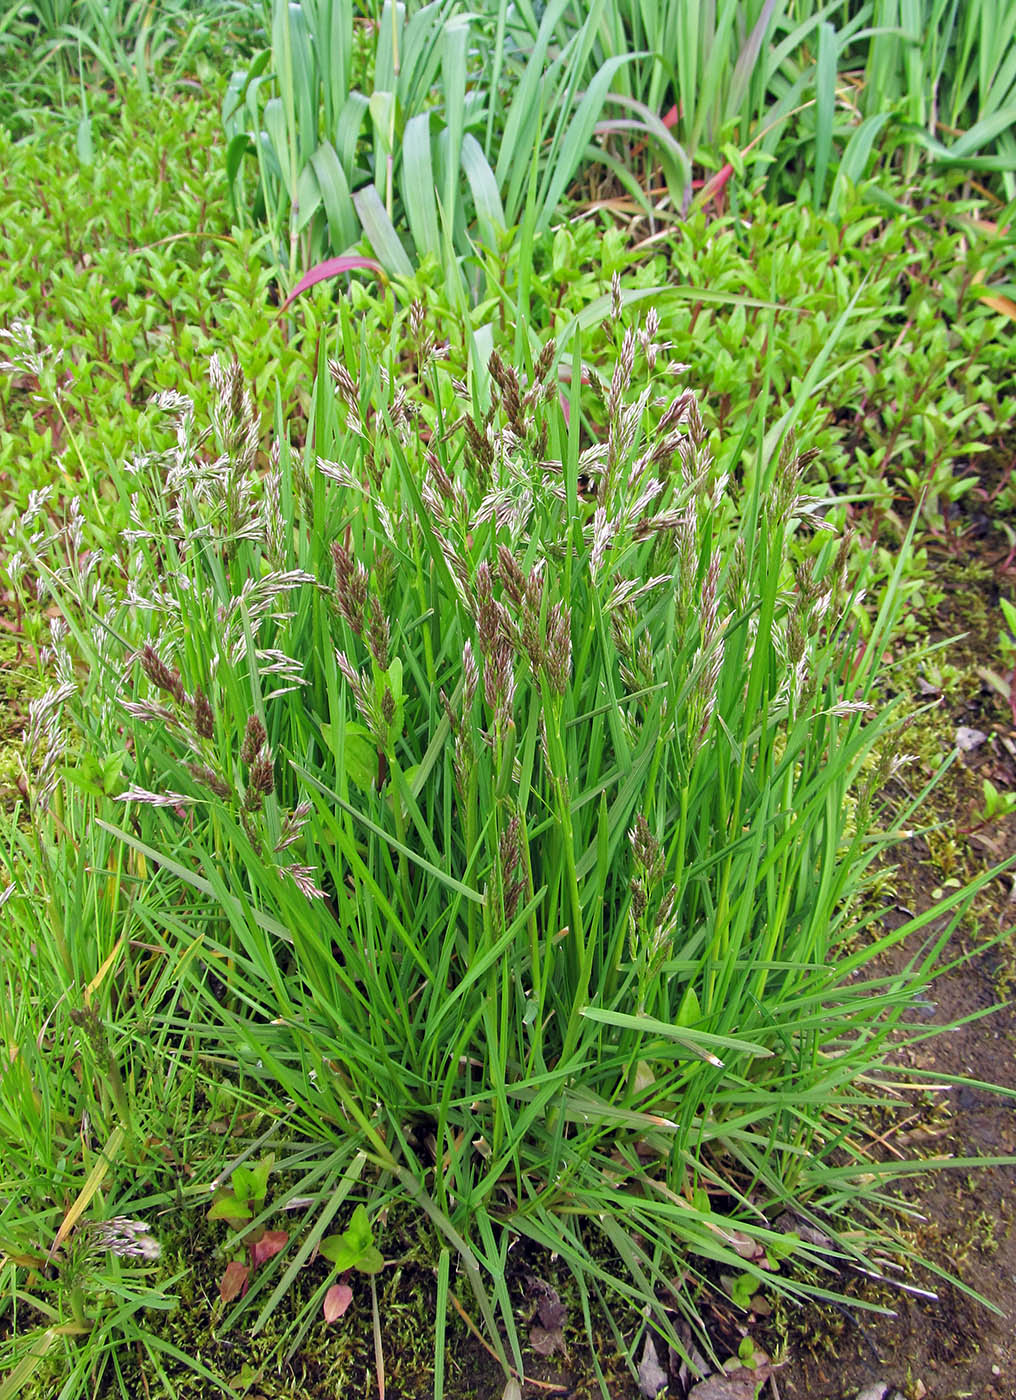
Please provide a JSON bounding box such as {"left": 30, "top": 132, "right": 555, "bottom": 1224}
{"left": 319, "top": 1234, "right": 359, "bottom": 1273}
{"left": 356, "top": 1243, "right": 384, "bottom": 1274}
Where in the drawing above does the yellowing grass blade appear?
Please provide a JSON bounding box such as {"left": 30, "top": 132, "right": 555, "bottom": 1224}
{"left": 50, "top": 1125, "right": 125, "bottom": 1258}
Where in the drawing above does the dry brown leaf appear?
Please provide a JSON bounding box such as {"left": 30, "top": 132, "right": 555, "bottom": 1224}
{"left": 526, "top": 1274, "right": 567, "bottom": 1330}
{"left": 637, "top": 1332, "right": 668, "bottom": 1398}
{"left": 529, "top": 1325, "right": 567, "bottom": 1357}
{"left": 219, "top": 1259, "right": 249, "bottom": 1303}
{"left": 688, "top": 1361, "right": 772, "bottom": 1399}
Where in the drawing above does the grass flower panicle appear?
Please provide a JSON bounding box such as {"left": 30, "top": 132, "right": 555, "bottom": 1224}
{"left": 85, "top": 1218, "right": 161, "bottom": 1264}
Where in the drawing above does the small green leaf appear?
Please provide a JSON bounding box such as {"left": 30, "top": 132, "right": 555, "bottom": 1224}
{"left": 319, "top": 1235, "right": 358, "bottom": 1272}
{"left": 675, "top": 986, "right": 701, "bottom": 1029}
{"left": 76, "top": 112, "right": 94, "bottom": 167}
{"left": 208, "top": 1194, "right": 251, "bottom": 1223}
{"left": 343, "top": 723, "right": 378, "bottom": 790}
{"left": 231, "top": 1166, "right": 256, "bottom": 1202}
{"left": 356, "top": 1244, "right": 384, "bottom": 1275}
{"left": 387, "top": 657, "right": 403, "bottom": 709}
{"left": 346, "top": 1204, "right": 372, "bottom": 1253}
{"left": 100, "top": 751, "right": 127, "bottom": 794}
{"left": 248, "top": 1154, "right": 275, "bottom": 1203}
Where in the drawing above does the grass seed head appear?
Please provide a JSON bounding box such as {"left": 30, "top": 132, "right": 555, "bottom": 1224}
{"left": 367, "top": 598, "right": 391, "bottom": 671}
{"left": 185, "top": 763, "right": 230, "bottom": 799}
{"left": 140, "top": 643, "right": 185, "bottom": 705}
{"left": 193, "top": 686, "right": 215, "bottom": 739}
{"left": 85, "top": 1217, "right": 161, "bottom": 1263}
{"left": 241, "top": 715, "right": 267, "bottom": 766}
{"left": 332, "top": 542, "right": 368, "bottom": 636}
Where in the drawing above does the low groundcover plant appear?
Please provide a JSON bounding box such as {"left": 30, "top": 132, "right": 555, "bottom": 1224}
{"left": 12, "top": 302, "right": 995, "bottom": 1392}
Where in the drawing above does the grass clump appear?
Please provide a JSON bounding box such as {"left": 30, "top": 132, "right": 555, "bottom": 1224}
{"left": 3, "top": 293, "right": 992, "bottom": 1393}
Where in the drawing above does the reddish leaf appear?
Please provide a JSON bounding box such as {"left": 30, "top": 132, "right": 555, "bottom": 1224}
{"left": 279, "top": 257, "right": 386, "bottom": 313}
{"left": 219, "top": 1259, "right": 249, "bottom": 1303}
{"left": 696, "top": 163, "right": 734, "bottom": 209}
{"left": 323, "top": 1282, "right": 354, "bottom": 1322}
{"left": 251, "top": 1230, "right": 289, "bottom": 1268}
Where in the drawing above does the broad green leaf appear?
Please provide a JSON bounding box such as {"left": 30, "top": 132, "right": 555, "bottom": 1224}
{"left": 310, "top": 142, "right": 359, "bottom": 252}
{"left": 353, "top": 184, "right": 414, "bottom": 277}
{"left": 401, "top": 111, "right": 441, "bottom": 258}
{"left": 460, "top": 134, "right": 506, "bottom": 250}
{"left": 814, "top": 21, "right": 837, "bottom": 203}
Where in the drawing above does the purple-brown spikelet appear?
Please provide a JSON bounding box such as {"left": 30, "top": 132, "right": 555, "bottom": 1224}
{"left": 488, "top": 351, "right": 525, "bottom": 436}
{"left": 140, "top": 644, "right": 185, "bottom": 705}
{"left": 185, "top": 763, "right": 231, "bottom": 799}
{"left": 367, "top": 599, "right": 391, "bottom": 672}
{"left": 544, "top": 602, "right": 571, "bottom": 695}
{"left": 498, "top": 815, "right": 525, "bottom": 921}
{"left": 496, "top": 545, "right": 527, "bottom": 608}
{"left": 332, "top": 542, "right": 368, "bottom": 636}
{"left": 241, "top": 716, "right": 267, "bottom": 766}
{"left": 193, "top": 686, "right": 215, "bottom": 740}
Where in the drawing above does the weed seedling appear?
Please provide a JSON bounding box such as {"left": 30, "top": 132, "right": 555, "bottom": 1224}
{"left": 318, "top": 1204, "right": 384, "bottom": 1322}
{"left": 208, "top": 1154, "right": 288, "bottom": 1302}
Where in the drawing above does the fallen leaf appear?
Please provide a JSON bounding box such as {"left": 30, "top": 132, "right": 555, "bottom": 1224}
{"left": 975, "top": 288, "right": 1016, "bottom": 320}
{"left": 252, "top": 1230, "right": 289, "bottom": 1267}
{"left": 772, "top": 1212, "right": 833, "bottom": 1249}
{"left": 529, "top": 1325, "right": 567, "bottom": 1357}
{"left": 219, "top": 1259, "right": 249, "bottom": 1303}
{"left": 669, "top": 1321, "right": 710, "bottom": 1390}
{"left": 688, "top": 1362, "right": 772, "bottom": 1399}
{"left": 956, "top": 726, "right": 988, "bottom": 752}
{"left": 637, "top": 1332, "right": 668, "bottom": 1398}
{"left": 717, "top": 1227, "right": 769, "bottom": 1267}
{"left": 526, "top": 1274, "right": 567, "bottom": 1330}
{"left": 323, "top": 1282, "right": 353, "bottom": 1322}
